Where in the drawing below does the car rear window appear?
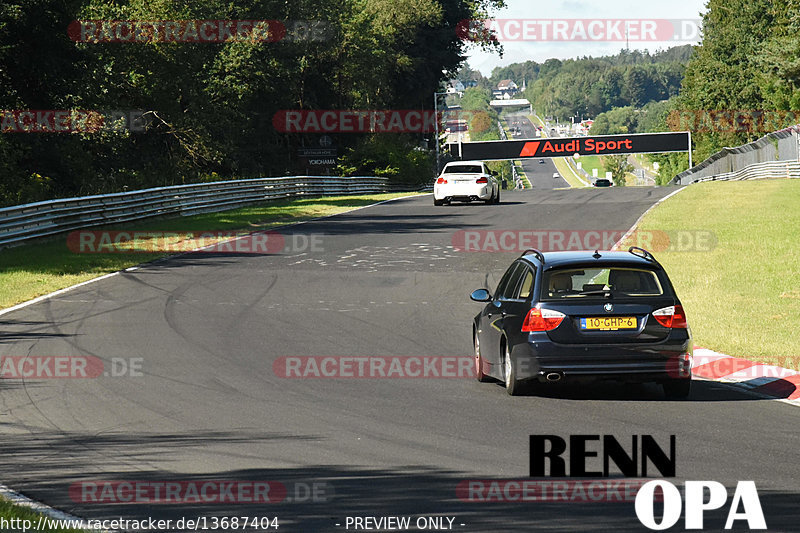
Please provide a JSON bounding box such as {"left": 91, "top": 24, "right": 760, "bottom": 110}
{"left": 443, "top": 165, "right": 483, "bottom": 174}
{"left": 540, "top": 267, "right": 663, "bottom": 300}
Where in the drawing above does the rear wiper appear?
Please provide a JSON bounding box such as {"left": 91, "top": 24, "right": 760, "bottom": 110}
{"left": 578, "top": 290, "right": 613, "bottom": 298}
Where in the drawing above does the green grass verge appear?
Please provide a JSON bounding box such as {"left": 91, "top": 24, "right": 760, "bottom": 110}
{"left": 629, "top": 180, "right": 800, "bottom": 370}
{"left": 528, "top": 114, "right": 546, "bottom": 128}
{"left": 576, "top": 155, "right": 605, "bottom": 178}
{"left": 514, "top": 162, "right": 532, "bottom": 188}
{"left": 572, "top": 155, "right": 639, "bottom": 186}
{"left": 551, "top": 157, "right": 588, "bottom": 188}
{"left": 0, "top": 192, "right": 417, "bottom": 310}
{"left": 0, "top": 497, "right": 84, "bottom": 532}
{"left": 625, "top": 172, "right": 640, "bottom": 186}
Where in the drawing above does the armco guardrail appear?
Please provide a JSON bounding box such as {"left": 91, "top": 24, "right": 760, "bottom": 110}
{"left": 672, "top": 125, "right": 800, "bottom": 185}
{"left": 689, "top": 160, "right": 800, "bottom": 184}
{"left": 564, "top": 157, "right": 591, "bottom": 187}
{"left": 0, "top": 176, "right": 388, "bottom": 247}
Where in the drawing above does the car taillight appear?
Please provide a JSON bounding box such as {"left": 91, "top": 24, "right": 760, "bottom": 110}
{"left": 476, "top": 177, "right": 488, "bottom": 184}
{"left": 436, "top": 177, "right": 447, "bottom": 184}
{"left": 652, "top": 305, "right": 688, "bottom": 329}
{"left": 522, "top": 306, "right": 565, "bottom": 332}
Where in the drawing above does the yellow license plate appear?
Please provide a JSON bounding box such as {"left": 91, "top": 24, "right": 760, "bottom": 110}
{"left": 580, "top": 316, "right": 637, "bottom": 331}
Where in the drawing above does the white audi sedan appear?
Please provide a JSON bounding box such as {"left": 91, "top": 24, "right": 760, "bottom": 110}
{"left": 433, "top": 161, "right": 500, "bottom": 206}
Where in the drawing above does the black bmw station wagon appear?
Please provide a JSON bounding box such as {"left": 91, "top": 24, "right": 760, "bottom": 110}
{"left": 470, "top": 247, "right": 693, "bottom": 397}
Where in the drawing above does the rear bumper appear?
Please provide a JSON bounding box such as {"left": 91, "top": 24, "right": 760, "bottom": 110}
{"left": 510, "top": 334, "right": 693, "bottom": 383}
{"left": 434, "top": 184, "right": 491, "bottom": 201}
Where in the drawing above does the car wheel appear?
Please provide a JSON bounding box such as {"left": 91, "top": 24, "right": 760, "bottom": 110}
{"left": 474, "top": 330, "right": 491, "bottom": 383}
{"left": 434, "top": 198, "right": 444, "bottom": 206}
{"left": 494, "top": 188, "right": 501, "bottom": 204}
{"left": 663, "top": 378, "right": 691, "bottom": 399}
{"left": 503, "top": 341, "right": 524, "bottom": 396}
{"left": 484, "top": 191, "right": 494, "bottom": 205}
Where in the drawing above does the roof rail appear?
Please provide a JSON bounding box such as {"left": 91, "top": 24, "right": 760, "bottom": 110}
{"left": 521, "top": 248, "right": 545, "bottom": 263}
{"left": 628, "top": 246, "right": 655, "bottom": 262}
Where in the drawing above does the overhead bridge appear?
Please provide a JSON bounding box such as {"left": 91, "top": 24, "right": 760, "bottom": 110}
{"left": 489, "top": 98, "right": 532, "bottom": 108}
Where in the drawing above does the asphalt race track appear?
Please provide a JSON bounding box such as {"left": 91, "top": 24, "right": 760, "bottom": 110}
{"left": 504, "top": 113, "right": 571, "bottom": 190}
{"left": 1, "top": 188, "right": 799, "bottom": 531}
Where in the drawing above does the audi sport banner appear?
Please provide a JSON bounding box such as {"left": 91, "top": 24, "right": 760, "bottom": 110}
{"left": 446, "top": 132, "right": 690, "bottom": 160}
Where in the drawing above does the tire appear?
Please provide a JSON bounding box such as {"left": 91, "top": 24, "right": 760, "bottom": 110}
{"left": 474, "top": 330, "right": 491, "bottom": 382}
{"left": 434, "top": 198, "right": 444, "bottom": 206}
{"left": 494, "top": 188, "right": 501, "bottom": 204}
{"left": 503, "top": 341, "right": 524, "bottom": 395}
{"left": 484, "top": 191, "right": 494, "bottom": 205}
{"left": 663, "top": 378, "right": 691, "bottom": 399}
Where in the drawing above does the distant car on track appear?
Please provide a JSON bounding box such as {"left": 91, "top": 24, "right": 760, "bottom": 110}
{"left": 593, "top": 178, "right": 613, "bottom": 187}
{"left": 552, "top": 172, "right": 560, "bottom": 179}
{"left": 538, "top": 159, "right": 545, "bottom": 164}
{"left": 470, "top": 248, "right": 693, "bottom": 397}
{"left": 434, "top": 161, "right": 500, "bottom": 206}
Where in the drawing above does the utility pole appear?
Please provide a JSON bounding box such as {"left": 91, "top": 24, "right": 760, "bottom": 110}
{"left": 433, "top": 91, "right": 448, "bottom": 174}
{"left": 434, "top": 92, "right": 440, "bottom": 174}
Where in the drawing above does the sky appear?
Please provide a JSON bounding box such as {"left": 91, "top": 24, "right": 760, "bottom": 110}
{"left": 465, "top": 0, "right": 709, "bottom": 77}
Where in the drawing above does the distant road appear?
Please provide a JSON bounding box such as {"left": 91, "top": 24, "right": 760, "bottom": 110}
{"left": 504, "top": 113, "right": 571, "bottom": 189}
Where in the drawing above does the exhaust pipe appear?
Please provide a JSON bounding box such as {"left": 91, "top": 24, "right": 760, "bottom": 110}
{"left": 545, "top": 372, "right": 562, "bottom": 382}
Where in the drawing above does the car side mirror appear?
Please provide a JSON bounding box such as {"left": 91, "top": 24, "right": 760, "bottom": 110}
{"left": 470, "top": 289, "right": 492, "bottom": 302}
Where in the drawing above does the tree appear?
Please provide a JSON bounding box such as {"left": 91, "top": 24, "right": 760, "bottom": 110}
{"left": 519, "top": 47, "right": 689, "bottom": 123}
{"left": 470, "top": 112, "right": 491, "bottom": 134}
{"left": 0, "top": 0, "right": 507, "bottom": 205}
{"left": 604, "top": 155, "right": 633, "bottom": 186}
{"left": 590, "top": 106, "right": 637, "bottom": 134}
{"left": 754, "top": 0, "right": 800, "bottom": 111}
{"left": 623, "top": 66, "right": 649, "bottom": 108}
{"left": 677, "top": 0, "right": 778, "bottom": 161}
{"left": 489, "top": 60, "right": 540, "bottom": 88}
{"left": 460, "top": 87, "right": 492, "bottom": 110}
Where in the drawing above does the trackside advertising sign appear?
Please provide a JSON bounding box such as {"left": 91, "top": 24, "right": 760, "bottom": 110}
{"left": 447, "top": 132, "right": 690, "bottom": 160}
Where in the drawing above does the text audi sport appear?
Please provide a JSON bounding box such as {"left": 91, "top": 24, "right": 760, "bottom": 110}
{"left": 470, "top": 247, "right": 692, "bottom": 396}
{"left": 434, "top": 160, "right": 500, "bottom": 206}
